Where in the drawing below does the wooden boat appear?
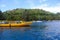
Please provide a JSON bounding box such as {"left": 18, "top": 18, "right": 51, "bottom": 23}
{"left": 0, "top": 22, "right": 32, "bottom": 27}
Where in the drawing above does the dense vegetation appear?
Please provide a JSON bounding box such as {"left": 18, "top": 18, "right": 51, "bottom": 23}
{"left": 0, "top": 10, "right": 6, "bottom": 20}
{"left": 0, "top": 8, "right": 60, "bottom": 21}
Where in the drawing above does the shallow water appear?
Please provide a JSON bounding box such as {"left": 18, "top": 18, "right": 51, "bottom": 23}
{"left": 0, "top": 21, "right": 60, "bottom": 40}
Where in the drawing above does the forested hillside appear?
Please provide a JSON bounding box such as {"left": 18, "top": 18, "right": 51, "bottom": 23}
{"left": 0, "top": 9, "right": 60, "bottom": 21}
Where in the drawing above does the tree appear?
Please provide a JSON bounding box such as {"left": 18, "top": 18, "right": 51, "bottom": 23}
{"left": 22, "top": 9, "right": 30, "bottom": 21}
{"left": 3, "top": 8, "right": 60, "bottom": 21}
{"left": 0, "top": 10, "right": 5, "bottom": 20}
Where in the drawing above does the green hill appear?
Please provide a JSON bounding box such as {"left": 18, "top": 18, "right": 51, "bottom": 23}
{"left": 0, "top": 8, "right": 60, "bottom": 21}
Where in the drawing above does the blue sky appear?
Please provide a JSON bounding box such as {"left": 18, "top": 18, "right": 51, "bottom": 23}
{"left": 0, "top": 0, "right": 60, "bottom": 13}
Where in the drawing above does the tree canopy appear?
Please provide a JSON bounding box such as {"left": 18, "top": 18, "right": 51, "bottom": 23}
{"left": 0, "top": 8, "right": 60, "bottom": 21}
{"left": 0, "top": 10, "right": 6, "bottom": 20}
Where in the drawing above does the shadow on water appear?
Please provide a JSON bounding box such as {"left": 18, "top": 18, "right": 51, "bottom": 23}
{"left": 30, "top": 21, "right": 47, "bottom": 29}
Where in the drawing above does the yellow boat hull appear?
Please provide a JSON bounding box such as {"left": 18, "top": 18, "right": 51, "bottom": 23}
{"left": 0, "top": 24, "right": 10, "bottom": 27}
{"left": 0, "top": 22, "right": 32, "bottom": 27}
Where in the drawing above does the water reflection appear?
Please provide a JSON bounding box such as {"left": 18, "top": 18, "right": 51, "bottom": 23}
{"left": 30, "top": 21, "right": 47, "bottom": 29}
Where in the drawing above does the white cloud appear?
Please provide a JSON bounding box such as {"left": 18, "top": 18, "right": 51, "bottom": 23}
{"left": 31, "top": 3, "right": 60, "bottom": 13}
{"left": 27, "top": 0, "right": 60, "bottom": 13}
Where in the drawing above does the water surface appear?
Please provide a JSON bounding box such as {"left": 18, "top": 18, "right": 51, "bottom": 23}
{"left": 0, "top": 21, "right": 60, "bottom": 40}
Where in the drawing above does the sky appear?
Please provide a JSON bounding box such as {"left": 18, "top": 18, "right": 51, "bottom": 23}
{"left": 0, "top": 0, "right": 60, "bottom": 13}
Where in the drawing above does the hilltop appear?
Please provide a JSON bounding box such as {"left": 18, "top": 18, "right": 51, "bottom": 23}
{"left": 0, "top": 8, "right": 60, "bottom": 21}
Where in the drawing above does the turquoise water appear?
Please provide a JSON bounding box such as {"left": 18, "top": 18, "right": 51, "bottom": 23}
{"left": 0, "top": 21, "right": 60, "bottom": 40}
